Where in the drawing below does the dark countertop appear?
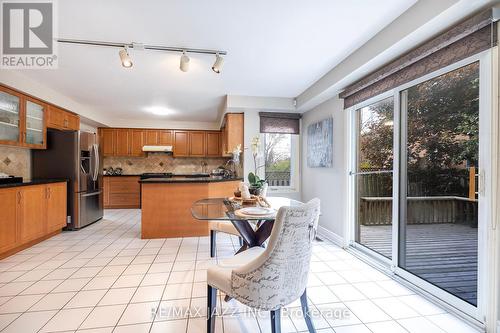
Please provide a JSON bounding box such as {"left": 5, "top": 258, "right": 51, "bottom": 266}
{"left": 104, "top": 174, "right": 141, "bottom": 177}
{"left": 140, "top": 177, "right": 243, "bottom": 184}
{"left": 0, "top": 178, "right": 68, "bottom": 189}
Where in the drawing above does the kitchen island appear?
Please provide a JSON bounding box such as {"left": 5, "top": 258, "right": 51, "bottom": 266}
{"left": 140, "top": 177, "right": 241, "bottom": 238}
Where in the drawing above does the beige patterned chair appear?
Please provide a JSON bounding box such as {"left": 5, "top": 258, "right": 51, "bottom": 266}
{"left": 208, "top": 221, "right": 243, "bottom": 257}
{"left": 207, "top": 198, "right": 320, "bottom": 333}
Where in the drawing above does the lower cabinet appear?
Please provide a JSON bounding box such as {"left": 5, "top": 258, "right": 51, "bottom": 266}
{"left": 18, "top": 185, "right": 47, "bottom": 243}
{"left": 0, "top": 182, "right": 67, "bottom": 258}
{"left": 46, "top": 182, "right": 68, "bottom": 232}
{"left": 104, "top": 176, "right": 140, "bottom": 208}
{"left": 0, "top": 189, "right": 18, "bottom": 253}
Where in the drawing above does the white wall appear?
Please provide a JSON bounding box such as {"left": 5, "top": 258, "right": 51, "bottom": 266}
{"left": 1, "top": 71, "right": 111, "bottom": 126}
{"left": 301, "top": 96, "right": 348, "bottom": 242}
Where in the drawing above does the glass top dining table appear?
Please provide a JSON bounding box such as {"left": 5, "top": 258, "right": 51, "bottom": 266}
{"left": 191, "top": 196, "right": 302, "bottom": 221}
{"left": 191, "top": 196, "right": 303, "bottom": 254}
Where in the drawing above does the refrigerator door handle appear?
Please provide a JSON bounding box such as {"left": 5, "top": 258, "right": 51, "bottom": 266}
{"left": 92, "top": 144, "right": 99, "bottom": 181}
{"left": 81, "top": 190, "right": 102, "bottom": 197}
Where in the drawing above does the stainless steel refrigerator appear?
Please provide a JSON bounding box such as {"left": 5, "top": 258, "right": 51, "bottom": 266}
{"left": 32, "top": 129, "right": 103, "bottom": 229}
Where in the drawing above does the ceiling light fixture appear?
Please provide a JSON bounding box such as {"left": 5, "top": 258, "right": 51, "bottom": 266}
{"left": 57, "top": 39, "right": 227, "bottom": 72}
{"left": 144, "top": 106, "right": 173, "bottom": 116}
{"left": 119, "top": 47, "right": 133, "bottom": 68}
{"left": 212, "top": 53, "right": 224, "bottom": 74}
{"left": 179, "top": 51, "right": 190, "bottom": 72}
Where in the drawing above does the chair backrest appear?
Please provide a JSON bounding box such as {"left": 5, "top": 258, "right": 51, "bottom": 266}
{"left": 231, "top": 198, "right": 320, "bottom": 311}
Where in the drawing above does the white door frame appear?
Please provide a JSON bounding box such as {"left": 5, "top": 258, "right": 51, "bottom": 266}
{"left": 346, "top": 50, "right": 495, "bottom": 326}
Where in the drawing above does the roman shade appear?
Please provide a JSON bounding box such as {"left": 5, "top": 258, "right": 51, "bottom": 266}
{"left": 340, "top": 9, "right": 497, "bottom": 109}
{"left": 259, "top": 112, "right": 301, "bottom": 134}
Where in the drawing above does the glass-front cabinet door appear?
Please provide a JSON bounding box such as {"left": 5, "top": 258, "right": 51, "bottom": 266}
{"left": 0, "top": 88, "right": 21, "bottom": 144}
{"left": 24, "top": 98, "right": 46, "bottom": 148}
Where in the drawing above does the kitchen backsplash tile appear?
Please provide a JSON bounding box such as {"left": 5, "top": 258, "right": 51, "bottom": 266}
{"left": 0, "top": 146, "right": 31, "bottom": 179}
{"left": 103, "top": 155, "right": 236, "bottom": 175}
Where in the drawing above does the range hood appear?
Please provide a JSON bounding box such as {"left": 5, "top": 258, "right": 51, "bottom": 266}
{"left": 142, "top": 145, "right": 173, "bottom": 153}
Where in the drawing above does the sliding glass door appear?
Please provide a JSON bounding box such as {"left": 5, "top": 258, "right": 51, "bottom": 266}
{"left": 350, "top": 55, "right": 490, "bottom": 319}
{"left": 354, "top": 97, "right": 394, "bottom": 259}
{"left": 399, "top": 62, "right": 480, "bottom": 306}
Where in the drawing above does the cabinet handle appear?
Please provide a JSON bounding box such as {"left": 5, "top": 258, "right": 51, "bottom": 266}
{"left": 17, "top": 192, "right": 21, "bottom": 204}
{"left": 64, "top": 119, "right": 68, "bottom": 128}
{"left": 48, "top": 187, "right": 51, "bottom": 199}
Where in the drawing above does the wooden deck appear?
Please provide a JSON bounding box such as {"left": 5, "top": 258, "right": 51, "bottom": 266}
{"left": 360, "top": 223, "right": 478, "bottom": 305}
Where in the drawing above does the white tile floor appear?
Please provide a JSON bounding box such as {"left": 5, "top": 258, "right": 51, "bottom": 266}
{"left": 0, "top": 209, "right": 482, "bottom": 333}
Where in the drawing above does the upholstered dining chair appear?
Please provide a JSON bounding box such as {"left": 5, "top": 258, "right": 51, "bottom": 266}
{"left": 209, "top": 221, "right": 243, "bottom": 257}
{"left": 207, "top": 198, "right": 321, "bottom": 333}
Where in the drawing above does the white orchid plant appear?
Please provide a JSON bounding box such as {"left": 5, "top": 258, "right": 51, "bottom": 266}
{"left": 248, "top": 136, "right": 266, "bottom": 189}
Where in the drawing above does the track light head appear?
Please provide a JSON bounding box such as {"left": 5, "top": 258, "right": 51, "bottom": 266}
{"left": 179, "top": 51, "right": 190, "bottom": 72}
{"left": 119, "top": 47, "right": 133, "bottom": 68}
{"left": 212, "top": 53, "right": 223, "bottom": 74}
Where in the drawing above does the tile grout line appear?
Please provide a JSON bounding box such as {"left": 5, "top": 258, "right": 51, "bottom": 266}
{"left": 33, "top": 209, "right": 141, "bottom": 333}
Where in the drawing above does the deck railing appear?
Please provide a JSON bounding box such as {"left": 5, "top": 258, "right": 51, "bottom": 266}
{"left": 359, "top": 196, "right": 478, "bottom": 227}
{"left": 265, "top": 171, "right": 291, "bottom": 187}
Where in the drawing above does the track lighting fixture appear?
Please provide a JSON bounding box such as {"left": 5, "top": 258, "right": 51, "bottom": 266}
{"left": 119, "top": 47, "right": 132, "bottom": 68}
{"left": 179, "top": 51, "right": 190, "bottom": 72}
{"left": 212, "top": 53, "right": 224, "bottom": 74}
{"left": 57, "top": 39, "right": 227, "bottom": 72}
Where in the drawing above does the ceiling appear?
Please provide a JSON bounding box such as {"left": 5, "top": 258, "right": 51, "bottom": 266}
{"left": 18, "top": 0, "right": 417, "bottom": 124}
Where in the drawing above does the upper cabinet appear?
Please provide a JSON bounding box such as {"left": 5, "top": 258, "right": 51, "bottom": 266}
{"left": 0, "top": 84, "right": 81, "bottom": 150}
{"left": 158, "top": 130, "right": 173, "bottom": 145}
{"left": 173, "top": 131, "right": 190, "bottom": 157}
{"left": 101, "top": 128, "right": 116, "bottom": 156}
{"left": 206, "top": 131, "right": 221, "bottom": 157}
{"left": 143, "top": 129, "right": 172, "bottom": 146}
{"left": 0, "top": 85, "right": 47, "bottom": 149}
{"left": 221, "top": 113, "right": 244, "bottom": 156}
{"left": 115, "top": 129, "right": 130, "bottom": 156}
{"left": 101, "top": 127, "right": 223, "bottom": 158}
{"left": 144, "top": 130, "right": 159, "bottom": 145}
{"left": 24, "top": 98, "right": 46, "bottom": 148}
{"left": 130, "top": 129, "right": 145, "bottom": 157}
{"left": 0, "top": 87, "right": 22, "bottom": 146}
{"left": 189, "top": 131, "right": 206, "bottom": 157}
{"left": 46, "top": 105, "right": 80, "bottom": 131}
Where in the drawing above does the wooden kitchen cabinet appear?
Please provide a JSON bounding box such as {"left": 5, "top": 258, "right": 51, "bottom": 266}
{"left": 104, "top": 176, "right": 141, "bottom": 208}
{"left": 23, "top": 97, "right": 47, "bottom": 149}
{"left": 174, "top": 131, "right": 190, "bottom": 157}
{"left": 130, "top": 129, "right": 145, "bottom": 156}
{"left": 0, "top": 182, "right": 67, "bottom": 259}
{"left": 144, "top": 130, "right": 159, "bottom": 145}
{"left": 221, "top": 113, "right": 244, "bottom": 156}
{"left": 189, "top": 131, "right": 206, "bottom": 157}
{"left": 18, "top": 185, "right": 47, "bottom": 243}
{"left": 102, "top": 129, "right": 144, "bottom": 157}
{"left": 65, "top": 113, "right": 80, "bottom": 130}
{"left": 115, "top": 129, "right": 130, "bottom": 156}
{"left": 206, "top": 131, "right": 221, "bottom": 157}
{"left": 46, "top": 182, "right": 67, "bottom": 232}
{"left": 100, "top": 127, "right": 223, "bottom": 158}
{"left": 47, "top": 105, "right": 80, "bottom": 131}
{"left": 101, "top": 128, "right": 116, "bottom": 156}
{"left": 0, "top": 189, "right": 18, "bottom": 253}
{"left": 0, "top": 85, "right": 48, "bottom": 149}
{"left": 158, "top": 130, "right": 173, "bottom": 145}
{"left": 0, "top": 84, "right": 82, "bottom": 150}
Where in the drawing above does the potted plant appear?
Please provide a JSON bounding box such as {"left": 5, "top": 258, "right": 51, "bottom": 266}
{"left": 247, "top": 172, "right": 266, "bottom": 195}
{"left": 248, "top": 136, "right": 267, "bottom": 195}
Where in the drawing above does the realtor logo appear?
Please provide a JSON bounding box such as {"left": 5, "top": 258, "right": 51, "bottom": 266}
{"left": 1, "top": 0, "right": 57, "bottom": 68}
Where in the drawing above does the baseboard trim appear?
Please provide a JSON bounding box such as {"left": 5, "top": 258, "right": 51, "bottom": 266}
{"left": 0, "top": 230, "right": 61, "bottom": 260}
{"left": 317, "top": 226, "right": 346, "bottom": 248}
